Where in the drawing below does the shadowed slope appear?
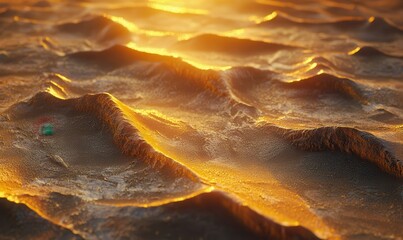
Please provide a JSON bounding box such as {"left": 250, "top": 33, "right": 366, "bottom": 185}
{"left": 0, "top": 198, "right": 82, "bottom": 240}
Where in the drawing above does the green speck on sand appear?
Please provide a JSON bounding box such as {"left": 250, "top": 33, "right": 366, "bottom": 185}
{"left": 41, "top": 123, "right": 54, "bottom": 136}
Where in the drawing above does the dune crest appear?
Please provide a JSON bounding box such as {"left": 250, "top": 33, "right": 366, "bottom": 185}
{"left": 265, "top": 125, "right": 403, "bottom": 177}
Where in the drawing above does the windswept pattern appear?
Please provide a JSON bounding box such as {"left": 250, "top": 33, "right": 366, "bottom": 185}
{"left": 0, "top": 0, "right": 402, "bottom": 239}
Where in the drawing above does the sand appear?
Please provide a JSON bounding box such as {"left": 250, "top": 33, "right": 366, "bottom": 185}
{"left": 0, "top": 0, "right": 402, "bottom": 239}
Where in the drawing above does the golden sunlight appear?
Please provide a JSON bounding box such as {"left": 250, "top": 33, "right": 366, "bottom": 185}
{"left": 0, "top": 0, "right": 401, "bottom": 239}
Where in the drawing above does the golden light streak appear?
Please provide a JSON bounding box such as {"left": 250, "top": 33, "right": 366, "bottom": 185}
{"left": 126, "top": 41, "right": 178, "bottom": 57}
{"left": 133, "top": 108, "right": 184, "bottom": 126}
{"left": 302, "top": 57, "right": 315, "bottom": 65}
{"left": 95, "top": 186, "right": 215, "bottom": 207}
{"left": 147, "top": 1, "right": 208, "bottom": 15}
{"left": 250, "top": 11, "right": 278, "bottom": 24}
{"left": 317, "top": 69, "right": 325, "bottom": 75}
{"left": 126, "top": 42, "right": 230, "bottom": 70}
{"left": 348, "top": 47, "right": 361, "bottom": 55}
{"left": 184, "top": 60, "right": 231, "bottom": 71}
{"left": 108, "top": 15, "right": 175, "bottom": 37}
{"left": 53, "top": 73, "right": 72, "bottom": 83}
{"left": 223, "top": 28, "right": 245, "bottom": 38}
{"left": 255, "top": 0, "right": 297, "bottom": 8}
{"left": 46, "top": 81, "right": 68, "bottom": 99}
{"left": 368, "top": 16, "right": 375, "bottom": 23}
{"left": 286, "top": 62, "right": 318, "bottom": 78}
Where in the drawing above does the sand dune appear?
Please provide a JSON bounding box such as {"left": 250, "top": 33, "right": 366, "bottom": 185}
{"left": 258, "top": 14, "right": 403, "bottom": 42}
{"left": 280, "top": 74, "right": 366, "bottom": 103}
{"left": 0, "top": 0, "right": 402, "bottom": 239}
{"left": 350, "top": 46, "right": 403, "bottom": 58}
{"left": 269, "top": 126, "right": 402, "bottom": 177}
{"left": 174, "top": 33, "right": 298, "bottom": 56}
{"left": 57, "top": 16, "right": 132, "bottom": 45}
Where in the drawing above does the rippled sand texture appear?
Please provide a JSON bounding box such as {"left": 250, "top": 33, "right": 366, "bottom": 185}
{"left": 0, "top": 0, "right": 402, "bottom": 239}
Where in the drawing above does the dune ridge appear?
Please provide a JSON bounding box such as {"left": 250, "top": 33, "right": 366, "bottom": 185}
{"left": 281, "top": 73, "right": 367, "bottom": 103}
{"left": 265, "top": 125, "right": 402, "bottom": 177}
{"left": 67, "top": 45, "right": 262, "bottom": 117}
{"left": 166, "top": 190, "right": 322, "bottom": 240}
{"left": 22, "top": 92, "right": 201, "bottom": 182}
{"left": 225, "top": 69, "right": 367, "bottom": 104}
{"left": 173, "top": 33, "right": 299, "bottom": 56}
{"left": 57, "top": 15, "right": 132, "bottom": 44}
{"left": 350, "top": 46, "right": 403, "bottom": 58}
{"left": 67, "top": 45, "right": 227, "bottom": 96}
{"left": 259, "top": 14, "right": 403, "bottom": 41}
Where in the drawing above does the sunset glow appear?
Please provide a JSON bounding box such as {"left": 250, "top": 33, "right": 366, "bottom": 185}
{"left": 0, "top": 0, "right": 402, "bottom": 239}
